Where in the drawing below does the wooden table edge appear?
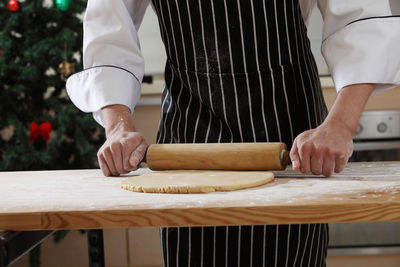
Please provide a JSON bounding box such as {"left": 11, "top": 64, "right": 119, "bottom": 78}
{"left": 1, "top": 202, "right": 400, "bottom": 231}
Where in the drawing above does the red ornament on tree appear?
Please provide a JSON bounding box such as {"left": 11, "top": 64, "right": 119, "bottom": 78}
{"left": 7, "top": 0, "right": 20, "bottom": 12}
{"left": 29, "top": 122, "right": 52, "bottom": 143}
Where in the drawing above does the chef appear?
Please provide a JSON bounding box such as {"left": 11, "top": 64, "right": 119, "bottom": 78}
{"left": 66, "top": 0, "right": 400, "bottom": 266}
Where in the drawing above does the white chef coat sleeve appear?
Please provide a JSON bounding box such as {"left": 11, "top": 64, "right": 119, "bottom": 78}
{"left": 318, "top": 0, "right": 400, "bottom": 94}
{"left": 66, "top": 0, "right": 150, "bottom": 127}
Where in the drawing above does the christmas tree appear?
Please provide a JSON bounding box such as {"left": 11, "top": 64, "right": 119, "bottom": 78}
{"left": 0, "top": 0, "right": 104, "bottom": 171}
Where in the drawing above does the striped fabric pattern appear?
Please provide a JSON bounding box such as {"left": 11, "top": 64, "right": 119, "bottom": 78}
{"left": 161, "top": 224, "right": 329, "bottom": 267}
{"left": 152, "top": 0, "right": 328, "bottom": 265}
{"left": 153, "top": 0, "right": 327, "bottom": 145}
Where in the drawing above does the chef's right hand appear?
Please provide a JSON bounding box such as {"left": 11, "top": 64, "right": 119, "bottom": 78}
{"left": 98, "top": 105, "right": 148, "bottom": 177}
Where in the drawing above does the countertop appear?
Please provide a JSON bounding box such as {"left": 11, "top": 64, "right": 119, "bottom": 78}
{"left": 1, "top": 162, "right": 400, "bottom": 231}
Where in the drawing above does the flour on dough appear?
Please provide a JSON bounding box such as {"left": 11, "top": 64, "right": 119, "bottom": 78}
{"left": 120, "top": 170, "right": 274, "bottom": 193}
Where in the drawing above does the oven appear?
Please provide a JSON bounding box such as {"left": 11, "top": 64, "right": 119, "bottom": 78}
{"left": 328, "top": 110, "right": 400, "bottom": 256}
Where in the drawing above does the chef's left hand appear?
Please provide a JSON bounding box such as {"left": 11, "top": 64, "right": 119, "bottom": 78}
{"left": 289, "top": 83, "right": 375, "bottom": 177}
{"left": 289, "top": 118, "right": 353, "bottom": 177}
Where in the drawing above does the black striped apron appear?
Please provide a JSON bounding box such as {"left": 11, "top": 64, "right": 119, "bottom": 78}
{"left": 152, "top": 0, "right": 329, "bottom": 266}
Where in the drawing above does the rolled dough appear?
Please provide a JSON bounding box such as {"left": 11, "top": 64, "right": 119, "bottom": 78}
{"left": 120, "top": 170, "right": 274, "bottom": 193}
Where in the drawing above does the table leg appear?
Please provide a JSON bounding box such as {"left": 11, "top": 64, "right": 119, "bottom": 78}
{"left": 0, "top": 231, "right": 53, "bottom": 267}
{"left": 87, "top": 230, "right": 105, "bottom": 267}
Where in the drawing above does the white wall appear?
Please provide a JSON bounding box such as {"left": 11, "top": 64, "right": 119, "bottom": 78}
{"left": 138, "top": 8, "right": 167, "bottom": 75}
{"left": 307, "top": 8, "right": 327, "bottom": 74}
{"left": 391, "top": 0, "right": 400, "bottom": 14}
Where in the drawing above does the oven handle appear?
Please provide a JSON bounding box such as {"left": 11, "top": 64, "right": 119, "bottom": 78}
{"left": 353, "top": 140, "right": 400, "bottom": 151}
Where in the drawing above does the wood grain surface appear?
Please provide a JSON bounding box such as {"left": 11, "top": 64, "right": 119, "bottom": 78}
{"left": 146, "top": 143, "right": 289, "bottom": 170}
{"left": 1, "top": 162, "right": 400, "bottom": 231}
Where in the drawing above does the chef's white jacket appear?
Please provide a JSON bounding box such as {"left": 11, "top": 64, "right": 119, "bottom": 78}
{"left": 66, "top": 0, "right": 400, "bottom": 126}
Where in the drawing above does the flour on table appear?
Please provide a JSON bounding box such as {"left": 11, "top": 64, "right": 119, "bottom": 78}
{"left": 120, "top": 170, "right": 274, "bottom": 193}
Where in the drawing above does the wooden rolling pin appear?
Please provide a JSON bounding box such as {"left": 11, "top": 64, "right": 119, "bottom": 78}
{"left": 146, "top": 142, "right": 289, "bottom": 171}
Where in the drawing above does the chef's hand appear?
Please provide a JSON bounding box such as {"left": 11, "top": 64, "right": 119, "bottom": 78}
{"left": 290, "top": 119, "right": 353, "bottom": 176}
{"left": 289, "top": 83, "right": 375, "bottom": 177}
{"left": 97, "top": 104, "right": 148, "bottom": 177}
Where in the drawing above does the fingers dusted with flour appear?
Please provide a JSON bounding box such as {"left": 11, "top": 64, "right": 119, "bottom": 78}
{"left": 129, "top": 142, "right": 147, "bottom": 168}
{"left": 290, "top": 83, "right": 375, "bottom": 177}
{"left": 98, "top": 131, "right": 147, "bottom": 176}
{"left": 98, "top": 104, "right": 148, "bottom": 177}
{"left": 290, "top": 120, "right": 353, "bottom": 177}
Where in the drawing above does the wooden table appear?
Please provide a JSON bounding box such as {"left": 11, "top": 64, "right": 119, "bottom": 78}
{"left": 1, "top": 162, "right": 400, "bottom": 231}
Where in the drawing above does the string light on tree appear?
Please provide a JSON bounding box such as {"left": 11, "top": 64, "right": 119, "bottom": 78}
{"left": 54, "top": 0, "right": 71, "bottom": 11}
{"left": 7, "top": 0, "right": 20, "bottom": 12}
